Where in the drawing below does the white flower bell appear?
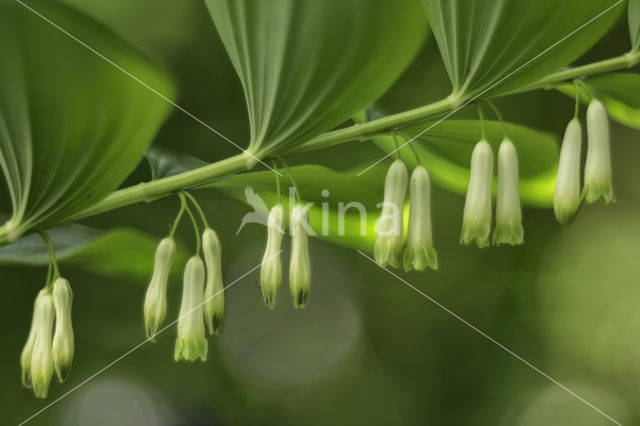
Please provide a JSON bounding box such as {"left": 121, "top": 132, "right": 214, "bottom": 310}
{"left": 403, "top": 166, "right": 438, "bottom": 271}
{"left": 493, "top": 139, "right": 523, "bottom": 245}
{"left": 374, "top": 159, "right": 408, "bottom": 267}
{"left": 461, "top": 140, "right": 494, "bottom": 247}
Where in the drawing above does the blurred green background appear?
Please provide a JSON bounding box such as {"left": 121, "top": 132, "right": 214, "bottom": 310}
{"left": 1, "top": 1, "right": 640, "bottom": 425}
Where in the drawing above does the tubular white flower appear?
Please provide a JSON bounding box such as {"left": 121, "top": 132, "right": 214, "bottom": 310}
{"left": 403, "top": 166, "right": 438, "bottom": 271}
{"left": 144, "top": 237, "right": 176, "bottom": 340}
{"left": 461, "top": 140, "right": 494, "bottom": 247}
{"left": 52, "top": 278, "right": 74, "bottom": 382}
{"left": 554, "top": 118, "right": 583, "bottom": 225}
{"left": 374, "top": 159, "right": 408, "bottom": 267}
{"left": 202, "top": 228, "right": 224, "bottom": 335}
{"left": 260, "top": 203, "right": 286, "bottom": 309}
{"left": 584, "top": 99, "right": 614, "bottom": 204}
{"left": 29, "top": 289, "right": 55, "bottom": 398}
{"left": 174, "top": 256, "right": 208, "bottom": 362}
{"left": 20, "top": 290, "right": 45, "bottom": 389}
{"left": 289, "top": 204, "right": 311, "bottom": 308}
{"left": 493, "top": 139, "right": 523, "bottom": 245}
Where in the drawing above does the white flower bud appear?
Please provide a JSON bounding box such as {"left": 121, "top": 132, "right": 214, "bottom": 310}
{"left": 374, "top": 160, "right": 408, "bottom": 267}
{"left": 289, "top": 204, "right": 311, "bottom": 308}
{"left": 144, "top": 237, "right": 176, "bottom": 340}
{"left": 260, "top": 204, "right": 286, "bottom": 309}
{"left": 403, "top": 166, "right": 438, "bottom": 271}
{"left": 202, "top": 228, "right": 224, "bottom": 335}
{"left": 174, "top": 256, "right": 208, "bottom": 362}
{"left": 30, "top": 289, "right": 55, "bottom": 398}
{"left": 52, "top": 278, "right": 73, "bottom": 382}
{"left": 584, "top": 99, "right": 614, "bottom": 204}
{"left": 554, "top": 119, "right": 583, "bottom": 225}
{"left": 20, "top": 290, "right": 44, "bottom": 389}
{"left": 493, "top": 139, "right": 523, "bottom": 245}
{"left": 461, "top": 140, "right": 494, "bottom": 247}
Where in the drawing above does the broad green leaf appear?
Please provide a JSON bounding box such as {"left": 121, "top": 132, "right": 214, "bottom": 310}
{"left": 146, "top": 146, "right": 208, "bottom": 179}
{"left": 0, "top": 1, "right": 174, "bottom": 243}
{"left": 0, "top": 224, "right": 188, "bottom": 280}
{"left": 205, "top": 0, "right": 427, "bottom": 163}
{"left": 422, "top": 0, "right": 623, "bottom": 98}
{"left": 379, "top": 121, "right": 558, "bottom": 207}
{"left": 557, "top": 73, "right": 640, "bottom": 129}
{"left": 630, "top": 0, "right": 640, "bottom": 51}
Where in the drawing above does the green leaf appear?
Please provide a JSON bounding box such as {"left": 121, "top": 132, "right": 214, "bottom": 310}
{"left": 557, "top": 73, "right": 640, "bottom": 129}
{"left": 205, "top": 0, "right": 427, "bottom": 162}
{"left": 422, "top": 0, "right": 623, "bottom": 98}
{"left": 630, "top": 0, "right": 640, "bottom": 51}
{"left": 208, "top": 165, "right": 387, "bottom": 251}
{"left": 381, "top": 121, "right": 558, "bottom": 207}
{"left": 146, "top": 146, "right": 208, "bottom": 179}
{"left": 0, "top": 224, "right": 188, "bottom": 280}
{"left": 0, "top": 1, "right": 174, "bottom": 242}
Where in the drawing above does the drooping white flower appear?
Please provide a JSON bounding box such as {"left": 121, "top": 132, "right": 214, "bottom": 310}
{"left": 289, "top": 204, "right": 311, "bottom": 308}
{"left": 584, "top": 99, "right": 614, "bottom": 204}
{"left": 461, "top": 140, "right": 494, "bottom": 247}
{"left": 403, "top": 166, "right": 438, "bottom": 271}
{"left": 144, "top": 237, "right": 176, "bottom": 340}
{"left": 20, "top": 291, "right": 43, "bottom": 389}
{"left": 174, "top": 256, "right": 208, "bottom": 362}
{"left": 374, "top": 159, "right": 408, "bottom": 267}
{"left": 260, "top": 203, "right": 286, "bottom": 308}
{"left": 202, "top": 228, "right": 224, "bottom": 335}
{"left": 29, "top": 289, "right": 55, "bottom": 398}
{"left": 554, "top": 118, "right": 583, "bottom": 225}
{"left": 52, "top": 278, "right": 74, "bottom": 382}
{"left": 493, "top": 139, "right": 523, "bottom": 245}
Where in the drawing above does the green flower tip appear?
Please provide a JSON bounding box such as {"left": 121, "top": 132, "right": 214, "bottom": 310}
{"left": 461, "top": 140, "right": 493, "bottom": 248}
{"left": 375, "top": 160, "right": 408, "bottom": 267}
{"left": 174, "top": 256, "right": 208, "bottom": 362}
{"left": 584, "top": 100, "right": 615, "bottom": 205}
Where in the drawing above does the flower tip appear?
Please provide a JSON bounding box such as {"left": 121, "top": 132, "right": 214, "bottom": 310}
{"left": 207, "top": 313, "right": 224, "bottom": 335}
{"left": 403, "top": 246, "right": 438, "bottom": 271}
{"left": 292, "top": 288, "right": 309, "bottom": 309}
{"left": 492, "top": 223, "right": 524, "bottom": 246}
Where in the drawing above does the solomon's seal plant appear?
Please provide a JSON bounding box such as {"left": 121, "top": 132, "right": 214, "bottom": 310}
{"left": 2, "top": 0, "right": 640, "bottom": 401}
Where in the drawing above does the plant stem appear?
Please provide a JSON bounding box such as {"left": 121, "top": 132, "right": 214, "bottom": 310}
{"left": 1, "top": 53, "right": 637, "bottom": 247}
{"left": 513, "top": 51, "right": 640, "bottom": 93}
{"left": 66, "top": 153, "right": 248, "bottom": 223}
{"left": 291, "top": 97, "right": 455, "bottom": 153}
{"left": 37, "top": 230, "right": 60, "bottom": 285}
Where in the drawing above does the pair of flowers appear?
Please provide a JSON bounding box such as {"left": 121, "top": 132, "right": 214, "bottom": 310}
{"left": 461, "top": 138, "right": 523, "bottom": 247}
{"left": 374, "top": 161, "right": 438, "bottom": 271}
{"left": 554, "top": 99, "right": 613, "bottom": 224}
{"left": 144, "top": 228, "right": 224, "bottom": 362}
{"left": 260, "top": 203, "right": 311, "bottom": 309}
{"left": 21, "top": 278, "right": 74, "bottom": 398}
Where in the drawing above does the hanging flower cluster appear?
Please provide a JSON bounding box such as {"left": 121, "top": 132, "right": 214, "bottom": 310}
{"left": 461, "top": 137, "right": 524, "bottom": 248}
{"left": 143, "top": 193, "right": 225, "bottom": 362}
{"left": 21, "top": 276, "right": 74, "bottom": 399}
{"left": 259, "top": 202, "right": 312, "bottom": 309}
{"left": 554, "top": 98, "right": 614, "bottom": 224}
{"left": 374, "top": 159, "right": 438, "bottom": 271}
